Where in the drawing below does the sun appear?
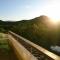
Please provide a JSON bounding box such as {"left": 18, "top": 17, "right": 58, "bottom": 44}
{"left": 42, "top": 0, "right": 60, "bottom": 24}
{"left": 50, "top": 19, "right": 60, "bottom": 25}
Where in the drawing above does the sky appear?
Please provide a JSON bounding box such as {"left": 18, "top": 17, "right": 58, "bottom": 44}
{"left": 0, "top": 0, "right": 60, "bottom": 21}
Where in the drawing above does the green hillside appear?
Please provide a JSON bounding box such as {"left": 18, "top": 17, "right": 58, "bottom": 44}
{"left": 0, "top": 15, "right": 60, "bottom": 55}
{"left": 10, "top": 15, "right": 60, "bottom": 48}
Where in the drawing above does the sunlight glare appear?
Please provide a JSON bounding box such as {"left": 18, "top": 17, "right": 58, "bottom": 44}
{"left": 50, "top": 19, "right": 60, "bottom": 25}
{"left": 43, "top": 1, "right": 60, "bottom": 24}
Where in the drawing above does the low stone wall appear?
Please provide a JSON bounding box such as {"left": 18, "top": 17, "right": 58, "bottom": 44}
{"left": 8, "top": 31, "right": 60, "bottom": 60}
{"left": 8, "top": 34, "right": 37, "bottom": 60}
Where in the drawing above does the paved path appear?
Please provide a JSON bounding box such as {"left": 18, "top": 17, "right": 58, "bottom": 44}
{"left": 0, "top": 33, "right": 18, "bottom": 60}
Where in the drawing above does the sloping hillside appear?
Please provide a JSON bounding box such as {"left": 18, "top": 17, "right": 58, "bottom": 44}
{"left": 10, "top": 15, "right": 60, "bottom": 49}
{"left": 0, "top": 15, "right": 60, "bottom": 55}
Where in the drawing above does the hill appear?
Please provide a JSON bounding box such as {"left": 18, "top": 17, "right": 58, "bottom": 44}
{"left": 10, "top": 16, "right": 60, "bottom": 49}
{"left": 0, "top": 15, "right": 60, "bottom": 55}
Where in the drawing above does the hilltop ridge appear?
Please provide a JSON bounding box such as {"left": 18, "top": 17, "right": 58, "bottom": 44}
{"left": 0, "top": 15, "right": 60, "bottom": 55}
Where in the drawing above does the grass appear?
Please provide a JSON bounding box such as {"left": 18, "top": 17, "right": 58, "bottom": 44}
{"left": 0, "top": 33, "right": 10, "bottom": 50}
{"left": 0, "top": 33, "right": 18, "bottom": 60}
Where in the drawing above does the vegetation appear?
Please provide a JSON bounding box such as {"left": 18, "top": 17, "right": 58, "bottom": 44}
{"left": 0, "top": 15, "right": 60, "bottom": 55}
{"left": 0, "top": 33, "right": 18, "bottom": 60}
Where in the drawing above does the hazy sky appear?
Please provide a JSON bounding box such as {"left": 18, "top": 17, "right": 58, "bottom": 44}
{"left": 0, "top": 0, "right": 60, "bottom": 21}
